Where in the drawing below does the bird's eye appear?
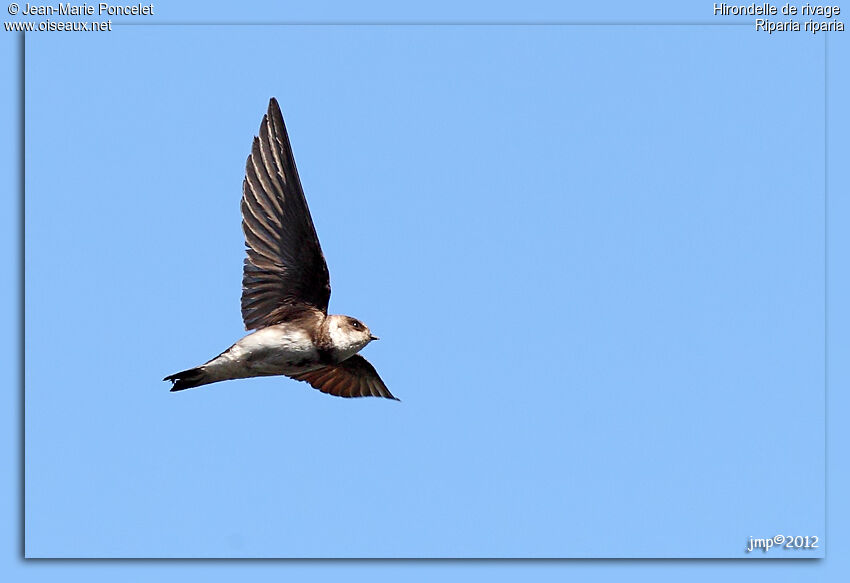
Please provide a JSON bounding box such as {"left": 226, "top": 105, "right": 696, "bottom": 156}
{"left": 351, "top": 321, "right": 361, "bottom": 330}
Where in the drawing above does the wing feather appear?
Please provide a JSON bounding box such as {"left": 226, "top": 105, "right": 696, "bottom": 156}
{"left": 289, "top": 355, "right": 398, "bottom": 401}
{"left": 240, "top": 98, "right": 331, "bottom": 330}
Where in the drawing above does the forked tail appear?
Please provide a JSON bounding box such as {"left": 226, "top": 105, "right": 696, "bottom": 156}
{"left": 163, "top": 367, "right": 211, "bottom": 392}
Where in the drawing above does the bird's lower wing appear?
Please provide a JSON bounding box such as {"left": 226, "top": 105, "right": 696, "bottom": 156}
{"left": 288, "top": 354, "right": 398, "bottom": 400}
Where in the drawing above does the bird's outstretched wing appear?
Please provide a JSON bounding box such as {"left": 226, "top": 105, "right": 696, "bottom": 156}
{"left": 241, "top": 98, "right": 331, "bottom": 330}
{"left": 288, "top": 355, "right": 398, "bottom": 400}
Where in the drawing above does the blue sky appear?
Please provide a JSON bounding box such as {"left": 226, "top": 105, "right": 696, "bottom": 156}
{"left": 3, "top": 0, "right": 850, "bottom": 580}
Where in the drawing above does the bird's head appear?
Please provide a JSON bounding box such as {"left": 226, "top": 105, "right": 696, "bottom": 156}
{"left": 327, "top": 315, "right": 379, "bottom": 360}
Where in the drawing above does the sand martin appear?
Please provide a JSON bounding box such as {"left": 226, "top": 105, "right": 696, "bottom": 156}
{"left": 164, "top": 98, "right": 396, "bottom": 400}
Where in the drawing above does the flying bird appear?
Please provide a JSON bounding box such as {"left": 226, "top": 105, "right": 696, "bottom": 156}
{"left": 164, "top": 98, "right": 396, "bottom": 400}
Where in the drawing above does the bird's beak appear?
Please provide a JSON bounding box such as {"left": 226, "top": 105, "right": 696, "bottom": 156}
{"left": 370, "top": 335, "right": 380, "bottom": 341}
